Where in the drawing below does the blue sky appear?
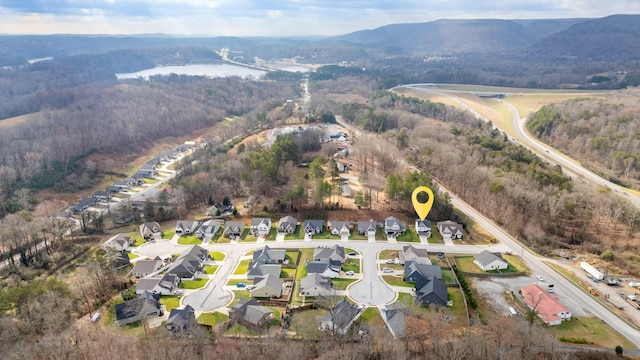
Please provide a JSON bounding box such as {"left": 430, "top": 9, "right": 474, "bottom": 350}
{"left": 1, "top": 0, "right": 639, "bottom": 36}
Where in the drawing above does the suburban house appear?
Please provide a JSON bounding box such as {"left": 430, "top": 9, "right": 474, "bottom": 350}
{"left": 307, "top": 258, "right": 341, "bottom": 278}
{"left": 437, "top": 220, "right": 464, "bottom": 241}
{"left": 299, "top": 273, "right": 333, "bottom": 297}
{"left": 229, "top": 298, "right": 273, "bottom": 329}
{"left": 247, "top": 263, "right": 282, "bottom": 280}
{"left": 136, "top": 273, "right": 180, "bottom": 295}
{"left": 92, "top": 190, "right": 112, "bottom": 200}
{"left": 166, "top": 245, "right": 208, "bottom": 279}
{"left": 521, "top": 284, "right": 572, "bottom": 326}
{"left": 328, "top": 131, "right": 350, "bottom": 142}
{"left": 473, "top": 250, "right": 509, "bottom": 271}
{"left": 175, "top": 220, "right": 199, "bottom": 235}
{"left": 196, "top": 219, "right": 222, "bottom": 241}
{"left": 314, "top": 245, "right": 346, "bottom": 263}
{"left": 303, "top": 219, "right": 324, "bottom": 236}
{"left": 132, "top": 257, "right": 164, "bottom": 278}
{"left": 166, "top": 305, "right": 197, "bottom": 334}
{"left": 253, "top": 245, "right": 286, "bottom": 264}
{"left": 357, "top": 220, "right": 378, "bottom": 237}
{"left": 114, "top": 291, "right": 164, "bottom": 326}
{"left": 415, "top": 219, "right": 432, "bottom": 237}
{"left": 223, "top": 221, "right": 245, "bottom": 239}
{"left": 106, "top": 185, "right": 126, "bottom": 193}
{"left": 102, "top": 233, "right": 134, "bottom": 252}
{"left": 114, "top": 180, "right": 133, "bottom": 189}
{"left": 250, "top": 274, "right": 283, "bottom": 298}
{"left": 404, "top": 261, "right": 448, "bottom": 307}
{"left": 381, "top": 303, "right": 408, "bottom": 339}
{"left": 399, "top": 244, "right": 430, "bottom": 265}
{"left": 140, "top": 222, "right": 162, "bottom": 240}
{"left": 250, "top": 218, "right": 272, "bottom": 237}
{"left": 72, "top": 197, "right": 97, "bottom": 213}
{"left": 114, "top": 212, "right": 135, "bottom": 225}
{"left": 138, "top": 161, "right": 158, "bottom": 178}
{"left": 277, "top": 216, "right": 298, "bottom": 233}
{"left": 328, "top": 221, "right": 351, "bottom": 236}
{"left": 384, "top": 216, "right": 406, "bottom": 237}
{"left": 126, "top": 175, "right": 145, "bottom": 186}
{"left": 319, "top": 297, "right": 364, "bottom": 335}
{"left": 207, "top": 202, "right": 234, "bottom": 216}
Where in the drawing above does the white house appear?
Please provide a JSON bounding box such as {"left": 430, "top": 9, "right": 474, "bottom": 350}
{"left": 250, "top": 218, "right": 272, "bottom": 236}
{"left": 473, "top": 250, "right": 509, "bottom": 271}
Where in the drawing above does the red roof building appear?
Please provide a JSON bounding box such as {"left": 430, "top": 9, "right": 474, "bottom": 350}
{"left": 521, "top": 284, "right": 572, "bottom": 326}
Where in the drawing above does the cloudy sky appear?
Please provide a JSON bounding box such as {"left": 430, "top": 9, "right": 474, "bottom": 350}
{"left": 1, "top": 0, "right": 638, "bottom": 36}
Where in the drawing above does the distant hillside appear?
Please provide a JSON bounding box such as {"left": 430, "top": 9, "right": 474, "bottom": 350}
{"left": 528, "top": 14, "right": 640, "bottom": 60}
{"left": 328, "top": 18, "right": 587, "bottom": 54}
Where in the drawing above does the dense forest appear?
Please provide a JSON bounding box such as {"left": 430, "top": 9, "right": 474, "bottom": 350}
{"left": 527, "top": 88, "right": 640, "bottom": 189}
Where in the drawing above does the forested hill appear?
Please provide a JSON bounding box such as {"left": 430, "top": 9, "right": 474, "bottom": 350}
{"left": 526, "top": 88, "right": 640, "bottom": 188}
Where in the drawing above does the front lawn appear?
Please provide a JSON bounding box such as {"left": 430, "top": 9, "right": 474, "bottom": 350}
{"left": 234, "top": 259, "right": 251, "bottom": 275}
{"left": 163, "top": 230, "right": 176, "bottom": 240}
{"left": 226, "top": 278, "right": 252, "bottom": 286}
{"left": 177, "top": 234, "right": 202, "bottom": 245}
{"left": 197, "top": 311, "right": 229, "bottom": 327}
{"left": 428, "top": 227, "right": 445, "bottom": 244}
{"left": 396, "top": 228, "right": 419, "bottom": 242}
{"left": 502, "top": 254, "right": 529, "bottom": 273}
{"left": 342, "top": 258, "right": 360, "bottom": 273}
{"left": 127, "top": 232, "right": 146, "bottom": 247}
{"left": 379, "top": 250, "right": 400, "bottom": 260}
{"left": 204, "top": 265, "right": 219, "bottom": 275}
{"left": 179, "top": 278, "right": 209, "bottom": 289}
{"left": 238, "top": 228, "right": 251, "bottom": 241}
{"left": 382, "top": 275, "right": 414, "bottom": 288}
{"left": 209, "top": 251, "right": 226, "bottom": 261}
{"left": 127, "top": 252, "right": 139, "bottom": 260}
{"left": 265, "top": 227, "right": 278, "bottom": 241}
{"left": 350, "top": 233, "right": 369, "bottom": 240}
{"left": 160, "top": 295, "right": 181, "bottom": 312}
{"left": 331, "top": 278, "right": 357, "bottom": 290}
{"left": 283, "top": 226, "right": 301, "bottom": 240}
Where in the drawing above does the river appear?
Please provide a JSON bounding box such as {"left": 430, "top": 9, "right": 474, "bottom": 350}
{"left": 116, "top": 63, "right": 267, "bottom": 80}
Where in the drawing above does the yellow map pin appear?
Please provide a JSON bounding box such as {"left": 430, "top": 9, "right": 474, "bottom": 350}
{"left": 412, "top": 186, "right": 434, "bottom": 220}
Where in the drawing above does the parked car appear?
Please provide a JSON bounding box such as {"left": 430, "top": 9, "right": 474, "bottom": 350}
{"left": 345, "top": 271, "right": 355, "bottom": 276}
{"left": 90, "top": 312, "right": 101, "bottom": 323}
{"left": 385, "top": 259, "right": 395, "bottom": 264}
{"left": 348, "top": 252, "right": 357, "bottom": 256}
{"left": 236, "top": 282, "right": 246, "bottom": 288}
{"left": 382, "top": 267, "right": 393, "bottom": 273}
{"left": 536, "top": 275, "right": 544, "bottom": 282}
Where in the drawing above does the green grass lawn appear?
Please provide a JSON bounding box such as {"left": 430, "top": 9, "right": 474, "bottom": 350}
{"left": 226, "top": 278, "right": 252, "bottom": 286}
{"left": 285, "top": 250, "right": 300, "bottom": 264}
{"left": 179, "top": 278, "right": 208, "bottom": 289}
{"left": 502, "top": 254, "right": 529, "bottom": 273}
{"left": 379, "top": 250, "right": 400, "bottom": 260}
{"left": 216, "top": 235, "right": 230, "bottom": 244}
{"left": 197, "top": 311, "right": 228, "bottom": 327}
{"left": 244, "top": 234, "right": 259, "bottom": 242}
{"left": 331, "top": 278, "right": 357, "bottom": 290}
{"left": 453, "top": 256, "right": 482, "bottom": 273}
{"left": 159, "top": 295, "right": 181, "bottom": 312}
{"left": 163, "top": 230, "right": 176, "bottom": 240}
{"left": 342, "top": 258, "right": 360, "bottom": 273}
{"left": 555, "top": 317, "right": 636, "bottom": 349}
{"left": 177, "top": 234, "right": 202, "bottom": 245}
{"left": 234, "top": 259, "right": 251, "bottom": 275}
{"left": 295, "top": 248, "right": 315, "bottom": 281}
{"left": 284, "top": 226, "right": 301, "bottom": 240}
{"left": 265, "top": 227, "right": 277, "bottom": 241}
{"left": 345, "top": 248, "right": 358, "bottom": 255}
{"left": 428, "top": 236, "right": 444, "bottom": 244}
{"left": 382, "top": 275, "right": 414, "bottom": 288}
{"left": 281, "top": 268, "right": 296, "bottom": 278}
{"left": 396, "top": 228, "right": 419, "bottom": 242}
{"left": 350, "top": 233, "right": 369, "bottom": 240}
{"left": 289, "top": 309, "right": 324, "bottom": 339}
{"left": 204, "top": 265, "right": 219, "bottom": 274}
{"left": 224, "top": 323, "right": 261, "bottom": 336}
{"left": 209, "top": 251, "right": 226, "bottom": 261}
{"left": 442, "top": 269, "right": 457, "bottom": 284}
{"left": 230, "top": 290, "right": 252, "bottom": 306}
{"left": 238, "top": 228, "right": 250, "bottom": 241}
{"left": 127, "top": 252, "right": 139, "bottom": 260}
{"left": 359, "top": 307, "right": 384, "bottom": 326}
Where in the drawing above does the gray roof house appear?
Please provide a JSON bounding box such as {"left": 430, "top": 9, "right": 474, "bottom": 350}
{"left": 381, "top": 303, "right": 408, "bottom": 339}
{"left": 250, "top": 274, "right": 283, "bottom": 298}
{"left": 404, "top": 261, "right": 442, "bottom": 284}
{"left": 307, "top": 258, "right": 341, "bottom": 278}
{"left": 415, "top": 275, "right": 448, "bottom": 307}
{"left": 314, "top": 244, "right": 346, "bottom": 263}
{"left": 253, "top": 245, "right": 286, "bottom": 264}
{"left": 319, "top": 297, "right": 364, "bottom": 335}
{"left": 415, "top": 219, "right": 432, "bottom": 236}
{"left": 357, "top": 220, "right": 377, "bottom": 236}
{"left": 303, "top": 219, "right": 324, "bottom": 235}
{"left": 229, "top": 298, "right": 273, "bottom": 329}
{"left": 73, "top": 197, "right": 97, "bottom": 213}
{"left": 140, "top": 222, "right": 161, "bottom": 240}
{"left": 132, "top": 257, "right": 164, "bottom": 278}
{"left": 247, "top": 263, "right": 282, "bottom": 280}
{"left": 328, "top": 220, "right": 351, "bottom": 236}
{"left": 437, "top": 220, "right": 464, "bottom": 240}
{"left": 277, "top": 216, "right": 298, "bottom": 233}
{"left": 196, "top": 219, "right": 222, "bottom": 241}
{"left": 384, "top": 216, "right": 406, "bottom": 237}
{"left": 473, "top": 250, "right": 509, "bottom": 271}
{"left": 102, "top": 233, "right": 134, "bottom": 252}
{"left": 299, "top": 273, "right": 333, "bottom": 297}
{"left": 399, "top": 245, "right": 430, "bottom": 265}
{"left": 165, "top": 246, "right": 208, "bottom": 279}
{"left": 92, "top": 190, "right": 112, "bottom": 199}
{"left": 114, "top": 291, "right": 164, "bottom": 326}
{"left": 136, "top": 273, "right": 180, "bottom": 295}
{"left": 166, "top": 305, "right": 196, "bottom": 334}
{"left": 223, "top": 221, "right": 245, "bottom": 239}
{"left": 106, "top": 185, "right": 126, "bottom": 193}
{"left": 250, "top": 218, "right": 272, "bottom": 236}
{"left": 175, "top": 220, "right": 199, "bottom": 235}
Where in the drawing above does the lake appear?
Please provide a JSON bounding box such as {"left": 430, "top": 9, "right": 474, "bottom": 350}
{"left": 116, "top": 63, "right": 267, "bottom": 80}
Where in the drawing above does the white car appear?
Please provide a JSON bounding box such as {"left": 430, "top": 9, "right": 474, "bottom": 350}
{"left": 536, "top": 275, "right": 544, "bottom": 282}
{"left": 382, "top": 267, "right": 393, "bottom": 273}
{"left": 345, "top": 271, "right": 355, "bottom": 276}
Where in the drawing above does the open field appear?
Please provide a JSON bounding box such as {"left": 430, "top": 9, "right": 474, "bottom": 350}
{"left": 555, "top": 317, "right": 636, "bottom": 349}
